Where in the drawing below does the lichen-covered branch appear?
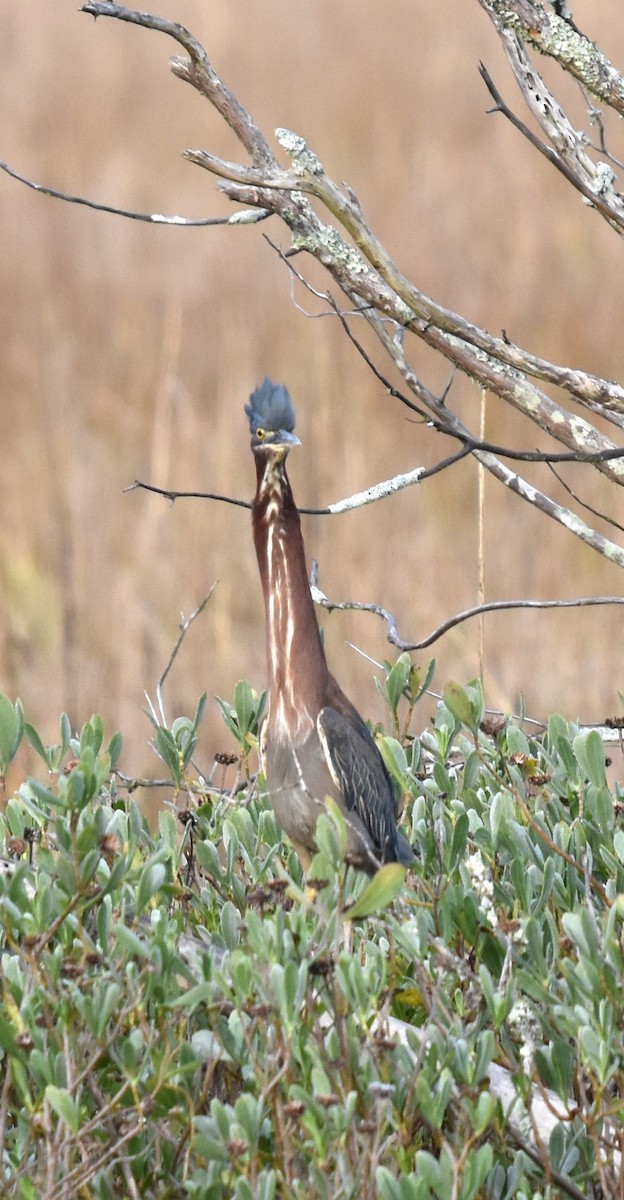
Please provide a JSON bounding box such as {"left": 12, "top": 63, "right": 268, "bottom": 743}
{"left": 69, "top": 1, "right": 623, "bottom": 569}
{"left": 480, "top": 43, "right": 624, "bottom": 238}
{"left": 477, "top": 0, "right": 624, "bottom": 116}
{"left": 365, "top": 305, "right": 624, "bottom": 567}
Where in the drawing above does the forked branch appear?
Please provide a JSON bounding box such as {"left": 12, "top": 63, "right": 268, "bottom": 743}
{"left": 8, "top": 0, "right": 615, "bottom": 572}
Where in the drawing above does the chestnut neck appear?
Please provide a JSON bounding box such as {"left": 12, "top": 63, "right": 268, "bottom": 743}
{"left": 251, "top": 449, "right": 327, "bottom": 737}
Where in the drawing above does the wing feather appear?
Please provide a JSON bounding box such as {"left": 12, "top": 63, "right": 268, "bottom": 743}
{"left": 317, "top": 705, "right": 409, "bottom": 864}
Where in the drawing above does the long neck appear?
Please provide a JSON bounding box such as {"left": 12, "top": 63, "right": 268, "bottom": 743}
{"left": 252, "top": 452, "right": 327, "bottom": 737}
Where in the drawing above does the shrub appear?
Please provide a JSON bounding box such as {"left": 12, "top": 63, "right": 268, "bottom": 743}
{"left": 1, "top": 674, "right": 623, "bottom": 1198}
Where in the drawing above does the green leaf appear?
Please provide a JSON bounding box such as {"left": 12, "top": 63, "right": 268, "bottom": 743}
{"left": 17, "top": 1180, "right": 38, "bottom": 1200}
{"left": 153, "top": 727, "right": 183, "bottom": 783}
{"left": 573, "top": 730, "right": 607, "bottom": 788}
{"left": 449, "top": 812, "right": 469, "bottom": 869}
{"left": 113, "top": 924, "right": 151, "bottom": 961}
{"left": 59, "top": 712, "right": 72, "bottom": 762}
{"left": 25, "top": 779, "right": 59, "bottom": 812}
{"left": 442, "top": 681, "right": 475, "bottom": 731}
{"left": 95, "top": 983, "right": 123, "bottom": 1039}
{"left": 191, "top": 691, "right": 207, "bottom": 733}
{"left": 409, "top": 657, "right": 436, "bottom": 704}
{"left": 0, "top": 1011, "right": 19, "bottom": 1055}
{"left": 80, "top": 714, "right": 104, "bottom": 757}
{"left": 215, "top": 695, "right": 242, "bottom": 744}
{"left": 377, "top": 736, "right": 410, "bottom": 790}
{"left": 505, "top": 724, "right": 531, "bottom": 757}
{"left": 463, "top": 1143, "right": 493, "bottom": 1200}
{"left": 191, "top": 1030, "right": 220, "bottom": 1062}
{"left": 45, "top": 1085, "right": 81, "bottom": 1133}
{"left": 385, "top": 654, "right": 412, "bottom": 712}
{"left": 220, "top": 901, "right": 241, "bottom": 950}
{"left": 24, "top": 721, "right": 52, "bottom": 767}
{"left": 64, "top": 769, "right": 86, "bottom": 810}
{"left": 462, "top": 750, "right": 480, "bottom": 792}
{"left": 0, "top": 694, "right": 22, "bottom": 771}
{"left": 170, "top": 981, "right": 216, "bottom": 1012}
{"left": 157, "top": 809, "right": 179, "bottom": 857}
{"left": 234, "top": 679, "right": 256, "bottom": 737}
{"left": 614, "top": 830, "right": 624, "bottom": 864}
{"left": 562, "top": 909, "right": 600, "bottom": 958}
{"left": 535, "top": 1039, "right": 574, "bottom": 1103}
{"left": 234, "top": 1093, "right": 264, "bottom": 1149}
{"left": 171, "top": 716, "right": 197, "bottom": 765}
{"left": 344, "top": 863, "right": 406, "bottom": 920}
{"left": 107, "top": 731, "right": 123, "bottom": 770}
{"left": 311, "top": 813, "right": 343, "bottom": 875}
{"left": 415, "top": 1067, "right": 453, "bottom": 1128}
{"left": 375, "top": 1168, "right": 404, "bottom": 1200}
{"left": 556, "top": 733, "right": 577, "bottom": 780}
{"left": 135, "top": 860, "right": 167, "bottom": 914}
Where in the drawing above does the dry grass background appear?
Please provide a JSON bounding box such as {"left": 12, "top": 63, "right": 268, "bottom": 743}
{"left": 2, "top": 2, "right": 624, "bottom": 795}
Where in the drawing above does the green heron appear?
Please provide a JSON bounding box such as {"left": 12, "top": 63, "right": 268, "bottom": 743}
{"left": 246, "top": 379, "right": 414, "bottom": 874}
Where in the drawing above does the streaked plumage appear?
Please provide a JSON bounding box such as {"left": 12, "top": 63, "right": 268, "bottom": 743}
{"left": 247, "top": 378, "right": 414, "bottom": 874}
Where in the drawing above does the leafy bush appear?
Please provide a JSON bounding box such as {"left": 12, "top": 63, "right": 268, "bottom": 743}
{"left": 1, "top": 669, "right": 623, "bottom": 1199}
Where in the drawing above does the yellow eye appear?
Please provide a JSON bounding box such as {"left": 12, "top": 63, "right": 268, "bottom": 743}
{"left": 255, "top": 427, "right": 266, "bottom": 440}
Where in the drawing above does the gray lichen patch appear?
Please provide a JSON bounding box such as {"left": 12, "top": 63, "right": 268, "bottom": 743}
{"left": 276, "top": 128, "right": 324, "bottom": 176}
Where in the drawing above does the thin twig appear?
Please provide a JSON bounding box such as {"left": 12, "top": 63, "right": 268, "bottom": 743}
{"left": 127, "top": 409, "right": 624, "bottom": 519}
{"left": 124, "top": 479, "right": 252, "bottom": 508}
{"left": 505, "top": 1125, "right": 588, "bottom": 1200}
{"left": 478, "top": 388, "right": 486, "bottom": 681}
{"left": 0, "top": 159, "right": 270, "bottom": 227}
{"left": 263, "top": 234, "right": 432, "bottom": 420}
{"left": 364, "top": 307, "right": 624, "bottom": 567}
{"left": 311, "top": 580, "right": 624, "bottom": 652}
{"left": 114, "top": 768, "right": 252, "bottom": 796}
{"left": 155, "top": 586, "right": 216, "bottom": 725}
{"left": 547, "top": 461, "right": 624, "bottom": 535}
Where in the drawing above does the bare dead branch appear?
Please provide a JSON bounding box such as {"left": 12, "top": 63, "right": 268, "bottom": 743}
{"left": 476, "top": 0, "right": 624, "bottom": 117}
{"left": 479, "top": 56, "right": 624, "bottom": 235}
{"left": 361, "top": 305, "right": 624, "bottom": 567}
{"left": 311, "top": 571, "right": 624, "bottom": 652}
{"left": 547, "top": 462, "right": 624, "bottom": 536}
{"left": 259, "top": 131, "right": 624, "bottom": 423}
{"left": 68, "top": 4, "right": 624, "bottom": 428}
{"left": 11, "top": 0, "right": 618, "bottom": 573}
{"left": 125, "top": 474, "right": 431, "bottom": 515}
{"left": 0, "top": 158, "right": 270, "bottom": 226}
{"left": 155, "top": 586, "right": 216, "bottom": 726}
{"left": 506, "top": 1126, "right": 588, "bottom": 1200}
{"left": 124, "top": 479, "right": 253, "bottom": 509}
{"left": 127, "top": 413, "right": 624, "bottom": 523}
{"left": 113, "top": 769, "right": 250, "bottom": 797}
{"left": 81, "top": 1, "right": 276, "bottom": 167}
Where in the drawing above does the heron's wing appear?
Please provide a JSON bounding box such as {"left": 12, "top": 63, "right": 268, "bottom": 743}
{"left": 317, "top": 704, "right": 410, "bottom": 864}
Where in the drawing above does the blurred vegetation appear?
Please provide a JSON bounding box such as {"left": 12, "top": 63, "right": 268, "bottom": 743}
{"left": 2, "top": 669, "right": 624, "bottom": 1197}
{"left": 2, "top": 2, "right": 624, "bottom": 797}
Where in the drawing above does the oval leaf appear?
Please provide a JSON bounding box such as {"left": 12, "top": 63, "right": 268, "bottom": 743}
{"left": 442, "top": 681, "right": 475, "bottom": 731}
{"left": 573, "top": 730, "right": 607, "bottom": 789}
{"left": 0, "top": 694, "right": 20, "bottom": 770}
{"left": 344, "top": 863, "right": 406, "bottom": 920}
{"left": 45, "top": 1085, "right": 81, "bottom": 1133}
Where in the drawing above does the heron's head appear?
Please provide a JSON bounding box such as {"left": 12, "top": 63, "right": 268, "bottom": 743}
{"left": 245, "top": 379, "right": 301, "bottom": 458}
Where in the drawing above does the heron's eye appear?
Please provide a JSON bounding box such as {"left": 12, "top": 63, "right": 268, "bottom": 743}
{"left": 255, "top": 427, "right": 267, "bottom": 440}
